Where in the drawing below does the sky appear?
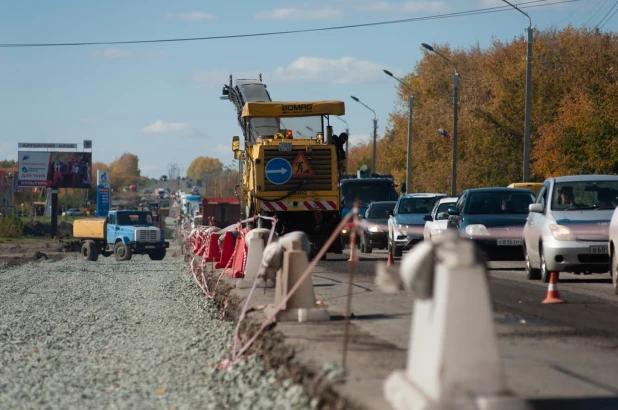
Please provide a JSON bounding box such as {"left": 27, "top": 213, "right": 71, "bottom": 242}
{"left": 1, "top": 0, "right": 616, "bottom": 179}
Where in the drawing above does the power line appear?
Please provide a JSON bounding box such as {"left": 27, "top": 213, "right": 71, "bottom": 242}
{"left": 596, "top": 0, "right": 618, "bottom": 28}
{"left": 0, "top": 0, "right": 581, "bottom": 48}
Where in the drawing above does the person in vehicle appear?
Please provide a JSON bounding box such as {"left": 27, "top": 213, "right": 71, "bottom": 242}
{"left": 558, "top": 187, "right": 578, "bottom": 208}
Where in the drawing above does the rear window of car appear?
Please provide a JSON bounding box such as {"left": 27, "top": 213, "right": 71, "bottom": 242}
{"left": 466, "top": 192, "right": 534, "bottom": 214}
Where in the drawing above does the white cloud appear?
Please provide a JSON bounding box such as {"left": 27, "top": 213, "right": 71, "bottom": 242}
{"left": 142, "top": 120, "right": 192, "bottom": 134}
{"left": 356, "top": 1, "right": 450, "bottom": 14}
{"left": 164, "top": 11, "right": 217, "bottom": 22}
{"left": 90, "top": 48, "right": 166, "bottom": 59}
{"left": 272, "top": 56, "right": 401, "bottom": 84}
{"left": 349, "top": 134, "right": 373, "bottom": 146}
{"left": 255, "top": 5, "right": 342, "bottom": 21}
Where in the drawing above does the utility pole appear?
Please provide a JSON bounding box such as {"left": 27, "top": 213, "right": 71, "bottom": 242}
{"left": 422, "top": 43, "right": 459, "bottom": 196}
{"left": 350, "top": 96, "right": 378, "bottom": 174}
{"left": 372, "top": 118, "right": 378, "bottom": 175}
{"left": 452, "top": 72, "right": 459, "bottom": 197}
{"left": 502, "top": 0, "right": 533, "bottom": 181}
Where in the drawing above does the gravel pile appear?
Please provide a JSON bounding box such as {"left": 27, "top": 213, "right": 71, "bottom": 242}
{"left": 0, "top": 255, "right": 315, "bottom": 409}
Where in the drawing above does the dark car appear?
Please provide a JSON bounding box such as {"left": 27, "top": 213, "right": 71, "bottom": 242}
{"left": 448, "top": 187, "right": 535, "bottom": 260}
{"left": 359, "top": 201, "right": 397, "bottom": 253}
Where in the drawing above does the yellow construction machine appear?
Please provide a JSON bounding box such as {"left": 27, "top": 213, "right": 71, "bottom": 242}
{"left": 230, "top": 100, "right": 347, "bottom": 257}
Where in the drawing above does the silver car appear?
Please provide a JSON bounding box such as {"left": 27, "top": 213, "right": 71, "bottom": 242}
{"left": 523, "top": 175, "right": 618, "bottom": 282}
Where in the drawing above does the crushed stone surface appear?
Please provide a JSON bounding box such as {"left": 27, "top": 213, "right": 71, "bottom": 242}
{"left": 0, "top": 256, "right": 315, "bottom": 410}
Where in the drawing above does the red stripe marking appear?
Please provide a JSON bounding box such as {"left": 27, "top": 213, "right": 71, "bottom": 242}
{"left": 264, "top": 202, "right": 277, "bottom": 212}
{"left": 315, "top": 201, "right": 327, "bottom": 211}
{"left": 277, "top": 201, "right": 288, "bottom": 211}
{"left": 303, "top": 201, "right": 314, "bottom": 210}
{"left": 327, "top": 201, "right": 337, "bottom": 210}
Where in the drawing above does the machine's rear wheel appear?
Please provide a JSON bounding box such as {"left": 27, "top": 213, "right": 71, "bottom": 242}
{"left": 81, "top": 240, "right": 99, "bottom": 262}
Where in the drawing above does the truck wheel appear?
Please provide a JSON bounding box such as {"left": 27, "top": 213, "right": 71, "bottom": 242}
{"left": 149, "top": 249, "right": 166, "bottom": 261}
{"left": 81, "top": 240, "right": 99, "bottom": 262}
{"left": 114, "top": 242, "right": 132, "bottom": 261}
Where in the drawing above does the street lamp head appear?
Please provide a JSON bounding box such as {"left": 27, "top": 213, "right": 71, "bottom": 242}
{"left": 350, "top": 96, "right": 359, "bottom": 102}
{"left": 383, "top": 69, "right": 393, "bottom": 77}
{"left": 421, "top": 43, "right": 434, "bottom": 52}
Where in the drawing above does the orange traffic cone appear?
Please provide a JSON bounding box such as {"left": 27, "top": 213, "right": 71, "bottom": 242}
{"left": 386, "top": 249, "right": 394, "bottom": 266}
{"left": 542, "top": 272, "right": 565, "bottom": 304}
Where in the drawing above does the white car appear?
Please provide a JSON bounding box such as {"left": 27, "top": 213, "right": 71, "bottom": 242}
{"left": 62, "top": 208, "right": 84, "bottom": 216}
{"left": 423, "top": 196, "right": 458, "bottom": 240}
{"left": 388, "top": 193, "right": 446, "bottom": 257}
{"left": 524, "top": 175, "right": 618, "bottom": 283}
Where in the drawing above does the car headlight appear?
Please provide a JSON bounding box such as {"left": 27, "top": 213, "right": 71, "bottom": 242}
{"left": 368, "top": 225, "right": 382, "bottom": 233}
{"left": 549, "top": 224, "right": 575, "bottom": 241}
{"left": 465, "top": 224, "right": 490, "bottom": 236}
{"left": 341, "top": 229, "right": 348, "bottom": 234}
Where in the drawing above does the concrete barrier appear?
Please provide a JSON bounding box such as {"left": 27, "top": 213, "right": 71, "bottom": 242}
{"left": 378, "top": 235, "right": 530, "bottom": 410}
{"left": 263, "top": 232, "right": 329, "bottom": 322}
{"left": 236, "top": 228, "right": 275, "bottom": 289}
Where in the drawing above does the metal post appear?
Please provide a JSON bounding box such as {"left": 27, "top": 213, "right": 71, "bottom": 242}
{"left": 523, "top": 26, "right": 533, "bottom": 182}
{"left": 452, "top": 73, "right": 459, "bottom": 197}
{"left": 345, "top": 124, "right": 350, "bottom": 173}
{"left": 51, "top": 190, "right": 58, "bottom": 238}
{"left": 372, "top": 118, "right": 378, "bottom": 175}
{"left": 406, "top": 95, "right": 413, "bottom": 194}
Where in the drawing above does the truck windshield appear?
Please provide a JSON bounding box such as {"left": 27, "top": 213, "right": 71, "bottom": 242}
{"left": 341, "top": 181, "right": 398, "bottom": 208}
{"left": 117, "top": 213, "right": 153, "bottom": 226}
{"left": 276, "top": 116, "right": 322, "bottom": 139}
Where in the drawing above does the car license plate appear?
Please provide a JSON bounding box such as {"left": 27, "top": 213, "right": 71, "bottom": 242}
{"left": 145, "top": 246, "right": 155, "bottom": 249}
{"left": 590, "top": 245, "right": 608, "bottom": 254}
{"left": 278, "top": 142, "right": 292, "bottom": 152}
{"left": 497, "top": 239, "right": 523, "bottom": 246}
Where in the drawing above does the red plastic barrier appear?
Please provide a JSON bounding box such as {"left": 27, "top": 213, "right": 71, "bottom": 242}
{"left": 204, "top": 232, "right": 221, "bottom": 262}
{"left": 224, "top": 229, "right": 248, "bottom": 278}
{"left": 215, "top": 231, "right": 235, "bottom": 269}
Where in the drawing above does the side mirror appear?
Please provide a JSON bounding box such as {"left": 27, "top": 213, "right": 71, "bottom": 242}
{"left": 447, "top": 207, "right": 459, "bottom": 216}
{"left": 529, "top": 203, "right": 543, "bottom": 213}
{"left": 232, "top": 136, "right": 240, "bottom": 152}
{"left": 423, "top": 214, "right": 433, "bottom": 222}
{"left": 400, "top": 182, "right": 407, "bottom": 194}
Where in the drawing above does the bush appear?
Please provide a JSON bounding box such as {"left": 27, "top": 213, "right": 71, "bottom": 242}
{"left": 0, "top": 215, "right": 24, "bottom": 238}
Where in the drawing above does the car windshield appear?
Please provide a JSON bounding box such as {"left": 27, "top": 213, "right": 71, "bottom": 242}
{"left": 435, "top": 202, "right": 457, "bottom": 220}
{"left": 398, "top": 197, "right": 438, "bottom": 214}
{"left": 116, "top": 213, "right": 153, "bottom": 226}
{"left": 368, "top": 203, "right": 395, "bottom": 218}
{"left": 551, "top": 180, "right": 618, "bottom": 210}
{"left": 342, "top": 182, "right": 398, "bottom": 208}
{"left": 466, "top": 192, "right": 534, "bottom": 214}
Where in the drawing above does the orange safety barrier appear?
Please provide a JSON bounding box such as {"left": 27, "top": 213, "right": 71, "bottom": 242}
{"left": 204, "top": 232, "right": 221, "bottom": 263}
{"left": 215, "top": 231, "right": 236, "bottom": 269}
{"left": 224, "top": 228, "right": 249, "bottom": 278}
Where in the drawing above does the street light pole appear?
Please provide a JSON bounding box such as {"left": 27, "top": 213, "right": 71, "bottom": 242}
{"left": 422, "top": 43, "right": 459, "bottom": 196}
{"left": 502, "top": 0, "right": 532, "bottom": 181}
{"left": 384, "top": 70, "right": 413, "bottom": 193}
{"left": 334, "top": 116, "right": 350, "bottom": 173}
{"left": 350, "top": 96, "right": 378, "bottom": 174}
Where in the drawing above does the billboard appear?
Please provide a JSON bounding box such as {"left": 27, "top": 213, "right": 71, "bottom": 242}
{"left": 17, "top": 151, "right": 92, "bottom": 188}
{"left": 96, "top": 170, "right": 110, "bottom": 217}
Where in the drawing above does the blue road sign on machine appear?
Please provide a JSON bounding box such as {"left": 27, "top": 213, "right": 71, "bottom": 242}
{"left": 265, "top": 157, "right": 292, "bottom": 185}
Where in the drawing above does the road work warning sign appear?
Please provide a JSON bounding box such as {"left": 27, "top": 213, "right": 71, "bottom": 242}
{"left": 291, "top": 152, "right": 314, "bottom": 177}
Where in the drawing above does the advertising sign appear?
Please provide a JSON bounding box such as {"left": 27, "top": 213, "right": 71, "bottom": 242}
{"left": 18, "top": 143, "right": 77, "bottom": 149}
{"left": 96, "top": 170, "right": 110, "bottom": 217}
{"left": 17, "top": 151, "right": 92, "bottom": 188}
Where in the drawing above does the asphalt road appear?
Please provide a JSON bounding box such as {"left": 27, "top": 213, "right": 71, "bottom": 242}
{"left": 311, "top": 247, "right": 618, "bottom": 401}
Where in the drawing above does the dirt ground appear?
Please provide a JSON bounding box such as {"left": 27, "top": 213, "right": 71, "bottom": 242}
{"left": 0, "top": 221, "right": 78, "bottom": 266}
